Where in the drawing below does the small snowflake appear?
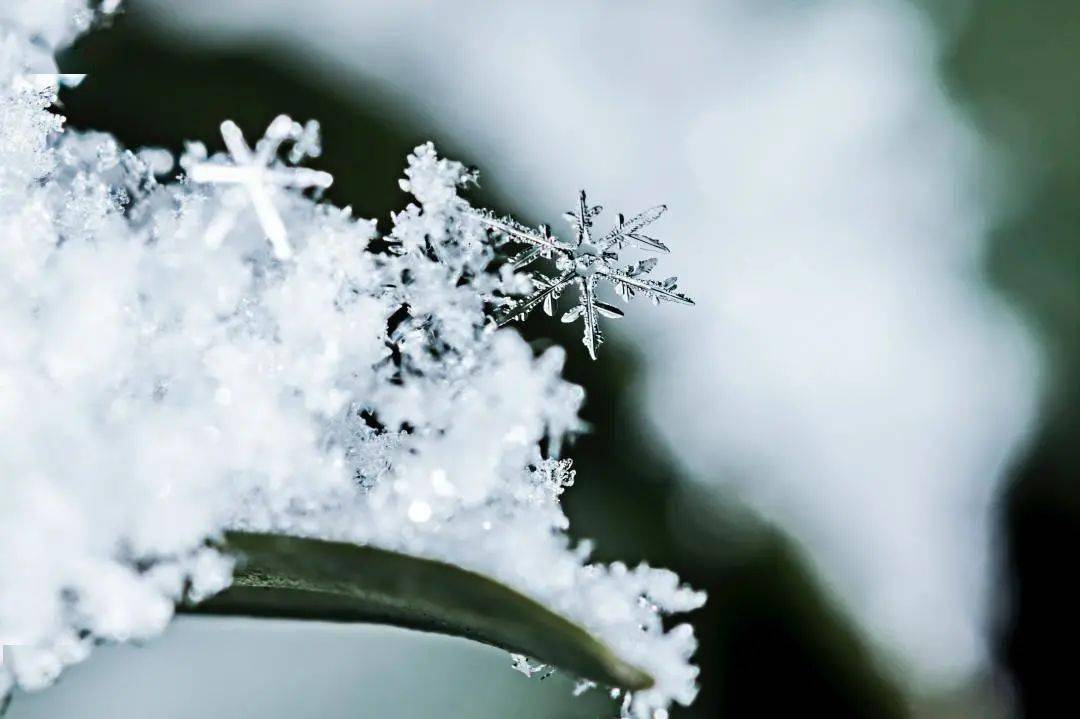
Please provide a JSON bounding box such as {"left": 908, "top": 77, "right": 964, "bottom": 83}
{"left": 572, "top": 679, "right": 597, "bottom": 697}
{"left": 509, "top": 653, "right": 547, "bottom": 678}
{"left": 188, "top": 115, "right": 333, "bottom": 259}
{"left": 475, "top": 191, "right": 693, "bottom": 359}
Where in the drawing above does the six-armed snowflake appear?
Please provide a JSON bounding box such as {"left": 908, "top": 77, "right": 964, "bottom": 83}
{"left": 188, "top": 115, "right": 333, "bottom": 259}
{"left": 474, "top": 191, "right": 694, "bottom": 359}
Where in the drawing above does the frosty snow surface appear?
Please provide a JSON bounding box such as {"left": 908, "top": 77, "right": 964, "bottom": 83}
{"left": 0, "top": 2, "right": 702, "bottom": 717}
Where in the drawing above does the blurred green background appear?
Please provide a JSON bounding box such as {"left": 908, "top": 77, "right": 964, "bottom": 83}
{"left": 26, "top": 1, "right": 1078, "bottom": 717}
{"left": 935, "top": 2, "right": 1080, "bottom": 717}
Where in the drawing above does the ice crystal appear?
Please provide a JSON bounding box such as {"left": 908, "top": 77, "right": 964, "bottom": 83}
{"left": 475, "top": 191, "right": 694, "bottom": 359}
{"left": 573, "top": 678, "right": 597, "bottom": 696}
{"left": 188, "top": 115, "right": 333, "bottom": 259}
{"left": 509, "top": 653, "right": 547, "bottom": 678}
{"left": 0, "top": 4, "right": 703, "bottom": 718}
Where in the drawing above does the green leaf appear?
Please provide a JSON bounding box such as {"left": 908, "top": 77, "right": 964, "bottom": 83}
{"left": 182, "top": 531, "right": 654, "bottom": 691}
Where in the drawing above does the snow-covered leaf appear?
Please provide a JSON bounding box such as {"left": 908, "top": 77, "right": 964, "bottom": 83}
{"left": 185, "top": 531, "right": 655, "bottom": 691}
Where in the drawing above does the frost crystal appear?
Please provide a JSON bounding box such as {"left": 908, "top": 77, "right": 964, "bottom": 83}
{"left": 475, "top": 191, "right": 694, "bottom": 359}
{"left": 0, "top": 4, "right": 703, "bottom": 718}
{"left": 188, "top": 115, "right": 334, "bottom": 259}
{"left": 509, "top": 653, "right": 548, "bottom": 678}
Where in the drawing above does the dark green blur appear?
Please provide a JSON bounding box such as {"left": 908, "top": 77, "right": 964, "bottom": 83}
{"left": 931, "top": 2, "right": 1080, "bottom": 716}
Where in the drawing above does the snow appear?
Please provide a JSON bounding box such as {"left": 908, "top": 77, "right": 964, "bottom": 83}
{"left": 0, "top": 4, "right": 702, "bottom": 717}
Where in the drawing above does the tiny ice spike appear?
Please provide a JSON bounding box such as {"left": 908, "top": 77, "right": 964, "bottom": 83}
{"left": 188, "top": 115, "right": 333, "bottom": 259}
{"left": 474, "top": 191, "right": 694, "bottom": 359}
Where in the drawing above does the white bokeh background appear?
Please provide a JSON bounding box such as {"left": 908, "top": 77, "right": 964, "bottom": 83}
{"left": 136, "top": 0, "right": 1041, "bottom": 689}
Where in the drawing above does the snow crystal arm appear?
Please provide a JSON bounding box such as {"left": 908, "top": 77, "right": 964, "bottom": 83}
{"left": 597, "top": 204, "right": 670, "bottom": 253}
{"left": 187, "top": 163, "right": 249, "bottom": 184}
{"left": 246, "top": 181, "right": 292, "bottom": 259}
{"left": 598, "top": 267, "right": 695, "bottom": 305}
{"left": 576, "top": 190, "right": 593, "bottom": 244}
{"left": 474, "top": 213, "right": 573, "bottom": 254}
{"left": 220, "top": 120, "right": 254, "bottom": 164}
{"left": 580, "top": 276, "right": 603, "bottom": 360}
{"left": 496, "top": 270, "right": 576, "bottom": 325}
{"left": 509, "top": 245, "right": 545, "bottom": 270}
{"left": 254, "top": 115, "right": 297, "bottom": 165}
{"left": 266, "top": 167, "right": 334, "bottom": 189}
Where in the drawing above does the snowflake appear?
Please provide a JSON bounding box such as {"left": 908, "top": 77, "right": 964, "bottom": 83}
{"left": 475, "top": 191, "right": 694, "bottom": 359}
{"left": 188, "top": 114, "right": 333, "bottom": 259}
{"left": 509, "top": 653, "right": 554, "bottom": 680}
